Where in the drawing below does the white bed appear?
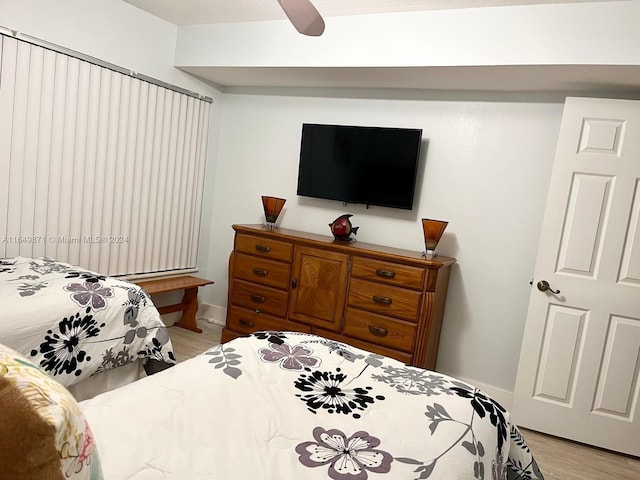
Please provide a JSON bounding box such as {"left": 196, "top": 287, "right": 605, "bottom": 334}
{"left": 0, "top": 256, "right": 175, "bottom": 400}
{"left": 80, "top": 331, "right": 544, "bottom": 480}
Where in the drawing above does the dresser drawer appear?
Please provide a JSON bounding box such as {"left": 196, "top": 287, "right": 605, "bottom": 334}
{"left": 351, "top": 257, "right": 424, "bottom": 290}
{"left": 343, "top": 307, "right": 416, "bottom": 353}
{"left": 347, "top": 277, "right": 421, "bottom": 321}
{"left": 235, "top": 233, "right": 293, "bottom": 262}
{"left": 233, "top": 252, "right": 291, "bottom": 290}
{"left": 230, "top": 279, "right": 289, "bottom": 318}
{"left": 315, "top": 328, "right": 413, "bottom": 365}
{"left": 227, "top": 306, "right": 311, "bottom": 335}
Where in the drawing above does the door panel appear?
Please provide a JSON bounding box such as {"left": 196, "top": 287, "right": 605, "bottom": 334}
{"left": 577, "top": 117, "right": 624, "bottom": 156}
{"left": 593, "top": 315, "right": 640, "bottom": 420}
{"left": 513, "top": 97, "right": 640, "bottom": 456}
{"left": 533, "top": 305, "right": 588, "bottom": 405}
{"left": 557, "top": 173, "right": 613, "bottom": 277}
{"left": 619, "top": 179, "right": 640, "bottom": 285}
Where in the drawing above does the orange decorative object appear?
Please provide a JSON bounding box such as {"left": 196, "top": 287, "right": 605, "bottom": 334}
{"left": 422, "top": 218, "right": 448, "bottom": 257}
{"left": 262, "top": 196, "right": 286, "bottom": 228}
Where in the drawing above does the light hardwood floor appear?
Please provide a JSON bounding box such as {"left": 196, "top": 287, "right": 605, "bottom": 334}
{"left": 167, "top": 319, "right": 223, "bottom": 362}
{"left": 168, "top": 322, "right": 640, "bottom": 480}
{"left": 519, "top": 428, "right": 640, "bottom": 480}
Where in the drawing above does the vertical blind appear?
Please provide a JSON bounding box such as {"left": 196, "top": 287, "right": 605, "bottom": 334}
{"left": 0, "top": 34, "right": 211, "bottom": 277}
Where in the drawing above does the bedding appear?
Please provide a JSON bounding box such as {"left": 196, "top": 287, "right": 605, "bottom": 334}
{"left": 0, "top": 257, "right": 175, "bottom": 393}
{"left": 80, "top": 331, "right": 544, "bottom": 480}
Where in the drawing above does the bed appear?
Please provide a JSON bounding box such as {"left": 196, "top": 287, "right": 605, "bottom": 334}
{"left": 0, "top": 256, "right": 175, "bottom": 400}
{"left": 79, "top": 331, "right": 544, "bottom": 480}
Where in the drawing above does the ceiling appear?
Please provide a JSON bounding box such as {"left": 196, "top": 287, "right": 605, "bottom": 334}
{"left": 123, "top": 0, "right": 639, "bottom": 95}
{"left": 123, "top": 0, "right": 612, "bottom": 25}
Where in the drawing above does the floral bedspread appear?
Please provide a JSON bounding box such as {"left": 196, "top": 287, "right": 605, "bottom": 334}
{"left": 80, "top": 331, "right": 544, "bottom": 480}
{"left": 0, "top": 257, "right": 175, "bottom": 388}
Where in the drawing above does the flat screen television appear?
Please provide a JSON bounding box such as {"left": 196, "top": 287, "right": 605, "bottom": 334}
{"left": 296, "top": 123, "right": 422, "bottom": 210}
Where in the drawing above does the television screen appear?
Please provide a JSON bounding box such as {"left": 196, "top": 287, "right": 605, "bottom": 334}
{"left": 296, "top": 123, "right": 422, "bottom": 210}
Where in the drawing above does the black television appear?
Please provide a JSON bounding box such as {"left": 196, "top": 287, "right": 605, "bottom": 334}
{"left": 296, "top": 123, "right": 422, "bottom": 210}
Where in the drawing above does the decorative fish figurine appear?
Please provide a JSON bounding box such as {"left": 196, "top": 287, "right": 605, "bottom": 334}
{"left": 329, "top": 214, "right": 359, "bottom": 241}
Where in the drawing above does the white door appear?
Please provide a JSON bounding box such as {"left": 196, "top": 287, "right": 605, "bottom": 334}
{"left": 512, "top": 97, "right": 640, "bottom": 457}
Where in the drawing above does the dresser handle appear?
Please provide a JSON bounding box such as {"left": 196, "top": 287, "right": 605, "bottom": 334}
{"left": 372, "top": 295, "right": 392, "bottom": 305}
{"left": 368, "top": 325, "right": 388, "bottom": 336}
{"left": 239, "top": 318, "right": 254, "bottom": 328}
{"left": 250, "top": 294, "right": 266, "bottom": 303}
{"left": 376, "top": 269, "right": 396, "bottom": 279}
{"left": 253, "top": 267, "right": 268, "bottom": 276}
{"left": 255, "top": 244, "right": 271, "bottom": 253}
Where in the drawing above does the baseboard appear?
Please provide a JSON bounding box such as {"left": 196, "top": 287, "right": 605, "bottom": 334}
{"left": 198, "top": 302, "right": 226, "bottom": 327}
{"left": 448, "top": 375, "right": 514, "bottom": 411}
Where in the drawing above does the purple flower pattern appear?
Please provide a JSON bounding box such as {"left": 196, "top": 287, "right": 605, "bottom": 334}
{"left": 296, "top": 427, "right": 393, "bottom": 480}
{"left": 65, "top": 280, "right": 114, "bottom": 310}
{"left": 259, "top": 341, "right": 320, "bottom": 371}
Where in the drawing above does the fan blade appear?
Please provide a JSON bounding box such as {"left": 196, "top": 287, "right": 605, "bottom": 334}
{"left": 277, "top": 0, "right": 325, "bottom": 36}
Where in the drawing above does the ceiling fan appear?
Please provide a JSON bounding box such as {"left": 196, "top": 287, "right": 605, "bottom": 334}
{"left": 277, "top": 0, "right": 325, "bottom": 36}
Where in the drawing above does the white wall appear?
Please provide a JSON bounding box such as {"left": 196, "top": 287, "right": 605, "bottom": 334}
{"left": 201, "top": 91, "right": 562, "bottom": 395}
{"left": 0, "top": 0, "right": 209, "bottom": 93}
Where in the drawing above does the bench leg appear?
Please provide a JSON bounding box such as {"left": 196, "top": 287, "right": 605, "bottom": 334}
{"left": 173, "top": 287, "right": 203, "bottom": 333}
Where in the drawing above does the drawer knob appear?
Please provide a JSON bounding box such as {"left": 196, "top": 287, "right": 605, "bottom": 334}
{"left": 368, "top": 325, "right": 388, "bottom": 336}
{"left": 376, "top": 269, "right": 396, "bottom": 279}
{"left": 253, "top": 267, "right": 268, "bottom": 276}
{"left": 239, "top": 318, "right": 254, "bottom": 327}
{"left": 250, "top": 294, "right": 266, "bottom": 303}
{"left": 372, "top": 295, "right": 392, "bottom": 305}
{"left": 255, "top": 244, "right": 271, "bottom": 253}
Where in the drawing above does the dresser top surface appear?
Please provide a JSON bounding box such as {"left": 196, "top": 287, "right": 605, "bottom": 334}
{"left": 233, "top": 224, "right": 456, "bottom": 267}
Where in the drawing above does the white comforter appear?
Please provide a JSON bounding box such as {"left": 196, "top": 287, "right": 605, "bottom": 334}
{"left": 0, "top": 257, "right": 175, "bottom": 388}
{"left": 80, "top": 332, "right": 543, "bottom": 480}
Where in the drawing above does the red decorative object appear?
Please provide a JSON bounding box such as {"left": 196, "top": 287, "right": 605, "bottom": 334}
{"left": 329, "top": 214, "right": 359, "bottom": 241}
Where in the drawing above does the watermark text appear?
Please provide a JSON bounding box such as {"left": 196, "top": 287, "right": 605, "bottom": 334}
{"left": 1, "top": 235, "right": 129, "bottom": 244}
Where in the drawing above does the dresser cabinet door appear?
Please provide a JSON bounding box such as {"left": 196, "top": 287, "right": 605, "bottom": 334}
{"left": 288, "top": 246, "right": 349, "bottom": 331}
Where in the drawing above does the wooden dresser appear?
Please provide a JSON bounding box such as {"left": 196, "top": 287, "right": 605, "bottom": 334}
{"left": 222, "top": 224, "right": 456, "bottom": 369}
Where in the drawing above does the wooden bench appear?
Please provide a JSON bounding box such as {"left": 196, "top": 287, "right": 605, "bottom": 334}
{"left": 135, "top": 275, "right": 214, "bottom": 333}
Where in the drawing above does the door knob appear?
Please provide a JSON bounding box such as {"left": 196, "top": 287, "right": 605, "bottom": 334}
{"left": 536, "top": 280, "right": 560, "bottom": 294}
